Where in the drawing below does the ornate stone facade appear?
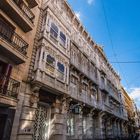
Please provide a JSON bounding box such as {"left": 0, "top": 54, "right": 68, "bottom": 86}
{"left": 0, "top": 0, "right": 139, "bottom": 140}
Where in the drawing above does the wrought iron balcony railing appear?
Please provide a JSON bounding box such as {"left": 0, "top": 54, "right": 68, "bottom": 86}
{"left": 13, "top": 0, "right": 35, "bottom": 23}
{"left": 0, "top": 19, "right": 28, "bottom": 56}
{"left": 0, "top": 75, "right": 20, "bottom": 98}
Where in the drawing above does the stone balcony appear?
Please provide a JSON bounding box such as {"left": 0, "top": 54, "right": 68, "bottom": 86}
{"left": 0, "top": 0, "right": 35, "bottom": 32}
{"left": 32, "top": 67, "right": 68, "bottom": 95}
{"left": 103, "top": 103, "right": 113, "bottom": 114}
{"left": 69, "top": 84, "right": 97, "bottom": 108}
{"left": 70, "top": 58, "right": 98, "bottom": 85}
{"left": 100, "top": 83, "right": 109, "bottom": 94}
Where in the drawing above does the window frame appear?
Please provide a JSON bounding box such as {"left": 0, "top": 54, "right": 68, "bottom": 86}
{"left": 57, "top": 62, "right": 65, "bottom": 73}
{"left": 60, "top": 31, "right": 66, "bottom": 47}
{"left": 50, "top": 22, "right": 58, "bottom": 39}
{"left": 46, "top": 55, "right": 55, "bottom": 67}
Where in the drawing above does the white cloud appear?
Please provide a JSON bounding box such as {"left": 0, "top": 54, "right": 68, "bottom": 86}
{"left": 129, "top": 87, "right": 140, "bottom": 108}
{"left": 87, "top": 0, "right": 94, "bottom": 5}
{"left": 75, "top": 11, "right": 81, "bottom": 20}
{"left": 129, "top": 87, "right": 140, "bottom": 99}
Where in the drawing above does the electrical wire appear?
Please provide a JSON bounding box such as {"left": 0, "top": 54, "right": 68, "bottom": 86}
{"left": 100, "top": 0, "right": 130, "bottom": 88}
{"left": 111, "top": 61, "right": 140, "bottom": 64}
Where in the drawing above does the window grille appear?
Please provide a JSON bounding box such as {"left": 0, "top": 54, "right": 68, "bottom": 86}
{"left": 33, "top": 105, "right": 50, "bottom": 140}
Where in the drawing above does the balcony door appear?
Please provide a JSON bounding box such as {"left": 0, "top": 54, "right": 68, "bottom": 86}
{"left": 0, "top": 60, "right": 12, "bottom": 94}
{"left": 0, "top": 16, "right": 15, "bottom": 41}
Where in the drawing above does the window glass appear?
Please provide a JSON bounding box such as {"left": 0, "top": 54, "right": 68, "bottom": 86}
{"left": 50, "top": 23, "right": 58, "bottom": 38}
{"left": 67, "top": 115, "right": 75, "bottom": 136}
{"left": 83, "top": 117, "right": 87, "bottom": 134}
{"left": 46, "top": 55, "right": 55, "bottom": 66}
{"left": 57, "top": 62, "right": 64, "bottom": 73}
{"left": 60, "top": 31, "right": 66, "bottom": 46}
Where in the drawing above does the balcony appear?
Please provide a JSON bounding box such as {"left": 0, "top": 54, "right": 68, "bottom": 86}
{"left": 100, "top": 84, "right": 109, "bottom": 94}
{"left": 0, "top": 0, "right": 35, "bottom": 32}
{"left": 104, "top": 103, "right": 112, "bottom": 114}
{"left": 32, "top": 69, "right": 68, "bottom": 94}
{"left": 0, "top": 18, "right": 28, "bottom": 64}
{"left": 0, "top": 76, "right": 20, "bottom": 107}
{"left": 25, "top": 0, "right": 38, "bottom": 8}
{"left": 69, "top": 84, "right": 79, "bottom": 100}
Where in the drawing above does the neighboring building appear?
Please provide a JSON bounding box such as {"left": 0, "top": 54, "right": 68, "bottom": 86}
{"left": 132, "top": 100, "right": 140, "bottom": 134}
{"left": 121, "top": 87, "right": 140, "bottom": 137}
{"left": 0, "top": 0, "right": 42, "bottom": 140}
{"left": 0, "top": 0, "right": 138, "bottom": 140}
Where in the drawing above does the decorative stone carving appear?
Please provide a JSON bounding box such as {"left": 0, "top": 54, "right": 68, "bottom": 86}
{"left": 29, "top": 85, "right": 41, "bottom": 106}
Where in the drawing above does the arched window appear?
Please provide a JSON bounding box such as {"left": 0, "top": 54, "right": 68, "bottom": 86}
{"left": 46, "top": 55, "right": 55, "bottom": 66}
{"left": 50, "top": 23, "right": 58, "bottom": 38}
{"left": 57, "top": 62, "right": 64, "bottom": 73}
{"left": 60, "top": 31, "right": 66, "bottom": 46}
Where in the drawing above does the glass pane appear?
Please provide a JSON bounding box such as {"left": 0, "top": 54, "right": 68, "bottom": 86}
{"left": 47, "top": 55, "right": 55, "bottom": 66}
{"left": 57, "top": 62, "right": 64, "bottom": 73}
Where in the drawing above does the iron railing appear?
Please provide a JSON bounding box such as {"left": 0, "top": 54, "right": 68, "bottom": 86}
{"left": 0, "top": 19, "right": 28, "bottom": 56}
{"left": 13, "top": 0, "right": 35, "bottom": 23}
{"left": 0, "top": 75, "right": 20, "bottom": 98}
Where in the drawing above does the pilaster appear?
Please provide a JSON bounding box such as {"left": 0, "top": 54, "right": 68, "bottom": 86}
{"left": 16, "top": 84, "right": 40, "bottom": 140}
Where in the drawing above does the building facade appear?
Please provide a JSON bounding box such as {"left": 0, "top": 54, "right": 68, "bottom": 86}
{"left": 121, "top": 87, "right": 140, "bottom": 138}
{"left": 0, "top": 0, "right": 138, "bottom": 140}
{"left": 0, "top": 0, "right": 42, "bottom": 140}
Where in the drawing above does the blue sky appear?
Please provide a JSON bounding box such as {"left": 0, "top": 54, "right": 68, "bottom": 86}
{"left": 68, "top": 0, "right": 140, "bottom": 108}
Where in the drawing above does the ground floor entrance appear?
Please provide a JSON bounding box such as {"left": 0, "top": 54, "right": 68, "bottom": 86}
{"left": 0, "top": 107, "right": 15, "bottom": 140}
{"left": 33, "top": 103, "right": 51, "bottom": 140}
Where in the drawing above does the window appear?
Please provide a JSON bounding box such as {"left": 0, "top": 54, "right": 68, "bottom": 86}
{"left": 83, "top": 83, "right": 88, "bottom": 91}
{"left": 50, "top": 23, "right": 58, "bottom": 38}
{"left": 46, "top": 55, "right": 55, "bottom": 66}
{"left": 60, "top": 31, "right": 66, "bottom": 46}
{"left": 71, "top": 75, "right": 78, "bottom": 85}
{"left": 101, "top": 76, "right": 105, "bottom": 85}
{"left": 42, "top": 52, "right": 45, "bottom": 60}
{"left": 57, "top": 62, "right": 64, "bottom": 73}
{"left": 67, "top": 115, "right": 75, "bottom": 136}
{"left": 83, "top": 117, "right": 87, "bottom": 135}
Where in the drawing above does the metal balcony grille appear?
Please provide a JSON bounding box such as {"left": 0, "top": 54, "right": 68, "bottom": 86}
{"left": 0, "top": 75, "right": 20, "bottom": 98}
{"left": 13, "top": 0, "right": 35, "bottom": 23}
{"left": 0, "top": 18, "right": 28, "bottom": 56}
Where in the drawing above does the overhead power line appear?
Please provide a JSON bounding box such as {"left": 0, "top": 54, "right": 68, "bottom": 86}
{"left": 100, "top": 0, "right": 130, "bottom": 88}
{"left": 111, "top": 61, "right": 140, "bottom": 64}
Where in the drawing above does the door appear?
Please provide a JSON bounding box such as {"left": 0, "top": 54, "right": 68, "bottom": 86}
{"left": 0, "top": 60, "right": 12, "bottom": 94}
{"left": 33, "top": 104, "right": 51, "bottom": 140}
{"left": 0, "top": 114, "right": 7, "bottom": 140}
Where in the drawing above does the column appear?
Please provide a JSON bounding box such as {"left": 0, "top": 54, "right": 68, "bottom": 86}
{"left": 50, "top": 97, "right": 67, "bottom": 140}
{"left": 16, "top": 84, "right": 40, "bottom": 140}
{"left": 10, "top": 82, "right": 26, "bottom": 140}
{"left": 94, "top": 111, "right": 105, "bottom": 139}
